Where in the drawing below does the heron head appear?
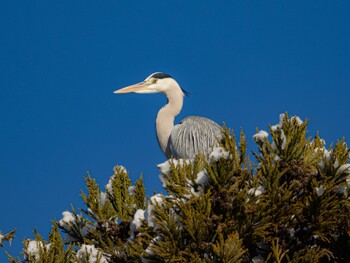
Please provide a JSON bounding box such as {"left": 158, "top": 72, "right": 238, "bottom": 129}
{"left": 114, "top": 72, "right": 189, "bottom": 96}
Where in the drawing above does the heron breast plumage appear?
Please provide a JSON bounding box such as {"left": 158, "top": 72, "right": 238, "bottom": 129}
{"left": 165, "top": 116, "right": 222, "bottom": 159}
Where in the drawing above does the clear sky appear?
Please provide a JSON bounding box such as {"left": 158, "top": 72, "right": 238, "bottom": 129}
{"left": 0, "top": 1, "right": 349, "bottom": 260}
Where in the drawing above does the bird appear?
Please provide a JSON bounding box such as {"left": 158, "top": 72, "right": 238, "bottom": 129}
{"left": 114, "top": 72, "right": 222, "bottom": 159}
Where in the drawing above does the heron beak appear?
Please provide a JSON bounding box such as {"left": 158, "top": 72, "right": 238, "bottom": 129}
{"left": 114, "top": 81, "right": 149, "bottom": 94}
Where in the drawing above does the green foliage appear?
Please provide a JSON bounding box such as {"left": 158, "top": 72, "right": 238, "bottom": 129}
{"left": 59, "top": 206, "right": 91, "bottom": 243}
{"left": 106, "top": 166, "right": 135, "bottom": 221}
{"left": 8, "top": 222, "right": 75, "bottom": 263}
{"left": 250, "top": 113, "right": 350, "bottom": 261}
{"left": 79, "top": 166, "right": 146, "bottom": 262}
{"left": 81, "top": 173, "right": 116, "bottom": 220}
{"left": 212, "top": 232, "right": 246, "bottom": 263}
{"left": 0, "top": 229, "right": 15, "bottom": 247}
{"left": 7, "top": 113, "right": 350, "bottom": 262}
{"left": 134, "top": 175, "right": 147, "bottom": 210}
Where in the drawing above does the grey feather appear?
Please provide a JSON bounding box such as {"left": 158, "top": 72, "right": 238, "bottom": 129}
{"left": 165, "top": 116, "right": 222, "bottom": 159}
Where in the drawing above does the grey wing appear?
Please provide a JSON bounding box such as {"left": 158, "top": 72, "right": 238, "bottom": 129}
{"left": 166, "top": 116, "right": 222, "bottom": 159}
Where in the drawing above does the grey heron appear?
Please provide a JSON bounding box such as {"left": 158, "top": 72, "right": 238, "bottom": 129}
{"left": 114, "top": 72, "right": 222, "bottom": 159}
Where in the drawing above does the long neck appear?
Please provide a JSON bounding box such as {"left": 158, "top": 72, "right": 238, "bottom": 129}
{"left": 156, "top": 87, "right": 184, "bottom": 155}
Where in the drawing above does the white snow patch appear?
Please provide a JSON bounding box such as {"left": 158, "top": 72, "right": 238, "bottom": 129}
{"left": 159, "top": 174, "right": 168, "bottom": 188}
{"left": 271, "top": 113, "right": 285, "bottom": 131}
{"left": 184, "top": 178, "right": 202, "bottom": 198}
{"left": 334, "top": 158, "right": 340, "bottom": 169}
{"left": 254, "top": 186, "right": 264, "bottom": 196}
{"left": 157, "top": 159, "right": 192, "bottom": 174}
{"left": 204, "top": 253, "right": 213, "bottom": 261}
{"left": 99, "top": 191, "right": 107, "bottom": 206}
{"left": 157, "top": 160, "right": 171, "bottom": 175}
{"left": 252, "top": 255, "right": 264, "bottom": 263}
{"left": 115, "top": 165, "right": 127, "bottom": 173}
{"left": 59, "top": 211, "right": 89, "bottom": 242}
{"left": 291, "top": 116, "right": 303, "bottom": 125}
{"left": 105, "top": 178, "right": 113, "bottom": 194}
{"left": 253, "top": 130, "right": 269, "bottom": 142}
{"left": 76, "top": 244, "right": 107, "bottom": 263}
{"left": 290, "top": 228, "right": 296, "bottom": 237}
{"left": 318, "top": 149, "right": 333, "bottom": 170}
{"left": 209, "top": 146, "right": 229, "bottom": 161}
{"left": 58, "top": 211, "right": 77, "bottom": 227}
{"left": 128, "top": 186, "right": 136, "bottom": 196}
{"left": 143, "top": 236, "right": 161, "bottom": 259}
{"left": 318, "top": 160, "right": 325, "bottom": 171}
{"left": 338, "top": 186, "right": 348, "bottom": 197}
{"left": 274, "top": 155, "right": 282, "bottom": 162}
{"left": 158, "top": 159, "right": 192, "bottom": 187}
{"left": 146, "top": 194, "right": 164, "bottom": 228}
{"left": 248, "top": 186, "right": 265, "bottom": 196}
{"left": 195, "top": 170, "right": 209, "bottom": 187}
{"left": 279, "top": 130, "right": 287, "bottom": 149}
{"left": 315, "top": 185, "right": 325, "bottom": 197}
{"left": 24, "top": 241, "right": 50, "bottom": 262}
{"left": 271, "top": 113, "right": 303, "bottom": 131}
{"left": 157, "top": 159, "right": 191, "bottom": 175}
{"left": 270, "top": 129, "right": 286, "bottom": 150}
{"left": 189, "top": 186, "right": 201, "bottom": 198}
{"left": 130, "top": 209, "right": 145, "bottom": 239}
{"left": 336, "top": 164, "right": 350, "bottom": 176}
{"left": 324, "top": 149, "right": 331, "bottom": 160}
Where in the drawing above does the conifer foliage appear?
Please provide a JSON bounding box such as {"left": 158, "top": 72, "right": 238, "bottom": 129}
{"left": 5, "top": 113, "right": 350, "bottom": 262}
{"left": 0, "top": 229, "right": 16, "bottom": 248}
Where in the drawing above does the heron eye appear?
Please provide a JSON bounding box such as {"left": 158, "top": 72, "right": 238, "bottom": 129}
{"left": 153, "top": 78, "right": 158, "bottom": 84}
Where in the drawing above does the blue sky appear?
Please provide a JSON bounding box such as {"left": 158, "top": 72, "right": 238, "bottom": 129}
{"left": 0, "top": 1, "right": 349, "bottom": 260}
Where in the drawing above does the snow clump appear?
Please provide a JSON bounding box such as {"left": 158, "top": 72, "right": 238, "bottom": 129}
{"left": 158, "top": 159, "right": 191, "bottom": 188}
{"left": 157, "top": 159, "right": 191, "bottom": 175}
{"left": 271, "top": 113, "right": 303, "bottom": 131}
{"left": 142, "top": 235, "right": 162, "bottom": 261}
{"left": 195, "top": 170, "right": 209, "bottom": 188}
{"left": 337, "top": 186, "right": 348, "bottom": 197}
{"left": 58, "top": 211, "right": 88, "bottom": 242}
{"left": 253, "top": 130, "right": 269, "bottom": 142}
{"left": 128, "top": 185, "right": 136, "bottom": 196}
{"left": 76, "top": 244, "right": 108, "bottom": 263}
{"left": 252, "top": 255, "right": 264, "bottom": 263}
{"left": 130, "top": 209, "right": 145, "bottom": 239}
{"left": 315, "top": 185, "right": 325, "bottom": 197}
{"left": 248, "top": 186, "right": 265, "bottom": 196}
{"left": 145, "top": 194, "right": 164, "bottom": 228}
{"left": 24, "top": 240, "right": 50, "bottom": 262}
{"left": 59, "top": 211, "right": 77, "bottom": 227}
{"left": 209, "top": 146, "right": 229, "bottom": 161}
{"left": 336, "top": 164, "right": 350, "bottom": 176}
{"left": 271, "top": 113, "right": 286, "bottom": 131}
{"left": 270, "top": 114, "right": 303, "bottom": 151}
{"left": 99, "top": 191, "right": 107, "bottom": 206}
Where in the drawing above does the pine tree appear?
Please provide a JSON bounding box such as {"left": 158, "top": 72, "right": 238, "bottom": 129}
{"left": 5, "top": 113, "right": 350, "bottom": 262}
{"left": 0, "top": 229, "right": 16, "bottom": 248}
